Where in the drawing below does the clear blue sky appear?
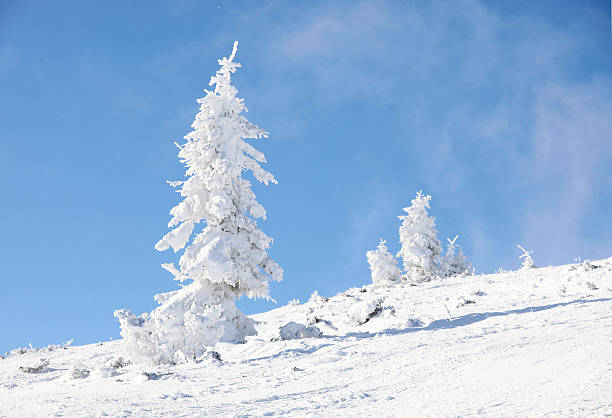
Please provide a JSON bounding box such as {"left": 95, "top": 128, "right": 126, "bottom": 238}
{"left": 1, "top": 0, "right": 611, "bottom": 352}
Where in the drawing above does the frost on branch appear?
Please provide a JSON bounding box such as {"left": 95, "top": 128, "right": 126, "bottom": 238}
{"left": 397, "top": 191, "right": 442, "bottom": 280}
{"left": 366, "top": 239, "right": 401, "bottom": 285}
{"left": 115, "top": 42, "right": 282, "bottom": 364}
{"left": 517, "top": 244, "right": 535, "bottom": 270}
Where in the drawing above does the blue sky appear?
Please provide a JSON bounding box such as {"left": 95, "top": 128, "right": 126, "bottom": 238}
{"left": 1, "top": 0, "right": 611, "bottom": 352}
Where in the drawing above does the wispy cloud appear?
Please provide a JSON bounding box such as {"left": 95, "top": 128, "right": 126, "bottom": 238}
{"left": 521, "top": 80, "right": 612, "bottom": 262}
{"left": 141, "top": 0, "right": 612, "bottom": 269}
{"left": 258, "top": 0, "right": 611, "bottom": 267}
{"left": 267, "top": 0, "right": 499, "bottom": 100}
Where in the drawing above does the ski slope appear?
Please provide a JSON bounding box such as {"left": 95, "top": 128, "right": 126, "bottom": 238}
{"left": 1, "top": 258, "right": 611, "bottom": 416}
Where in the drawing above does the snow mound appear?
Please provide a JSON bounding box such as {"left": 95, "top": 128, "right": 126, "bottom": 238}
{"left": 346, "top": 298, "right": 382, "bottom": 326}
{"left": 278, "top": 322, "right": 322, "bottom": 340}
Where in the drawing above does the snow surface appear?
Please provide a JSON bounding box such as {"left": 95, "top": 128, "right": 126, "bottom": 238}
{"left": 2, "top": 258, "right": 612, "bottom": 416}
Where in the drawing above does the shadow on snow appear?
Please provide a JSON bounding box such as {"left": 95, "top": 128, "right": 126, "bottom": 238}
{"left": 343, "top": 297, "right": 612, "bottom": 340}
{"left": 238, "top": 297, "right": 610, "bottom": 363}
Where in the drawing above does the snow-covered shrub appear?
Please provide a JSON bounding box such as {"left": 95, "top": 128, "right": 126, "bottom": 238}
{"left": 442, "top": 235, "right": 471, "bottom": 277}
{"left": 93, "top": 367, "right": 116, "bottom": 379}
{"left": 287, "top": 298, "right": 300, "bottom": 307}
{"left": 10, "top": 347, "right": 28, "bottom": 357}
{"left": 397, "top": 191, "right": 442, "bottom": 280}
{"left": 197, "top": 350, "right": 222, "bottom": 363}
{"left": 308, "top": 290, "right": 328, "bottom": 304}
{"left": 115, "top": 42, "right": 282, "bottom": 364}
{"left": 582, "top": 260, "right": 597, "bottom": 271}
{"left": 108, "top": 356, "right": 129, "bottom": 369}
{"left": 69, "top": 364, "right": 90, "bottom": 379}
{"left": 8, "top": 340, "right": 72, "bottom": 358}
{"left": 139, "top": 371, "right": 172, "bottom": 381}
{"left": 367, "top": 239, "right": 401, "bottom": 285}
{"left": 517, "top": 244, "right": 535, "bottom": 270}
{"left": 278, "top": 322, "right": 322, "bottom": 340}
{"left": 456, "top": 296, "right": 476, "bottom": 308}
{"left": 18, "top": 358, "right": 49, "bottom": 374}
{"left": 472, "top": 290, "right": 486, "bottom": 296}
{"left": 304, "top": 302, "right": 331, "bottom": 328}
{"left": 347, "top": 299, "right": 382, "bottom": 326}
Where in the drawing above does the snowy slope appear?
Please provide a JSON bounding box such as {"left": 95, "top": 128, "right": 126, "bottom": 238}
{"left": 1, "top": 258, "right": 611, "bottom": 417}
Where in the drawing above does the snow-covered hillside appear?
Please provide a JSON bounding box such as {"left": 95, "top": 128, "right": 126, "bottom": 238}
{"left": 2, "top": 258, "right": 611, "bottom": 416}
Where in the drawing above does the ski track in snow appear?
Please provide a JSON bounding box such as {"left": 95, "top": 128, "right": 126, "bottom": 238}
{"left": 1, "top": 259, "right": 612, "bottom": 417}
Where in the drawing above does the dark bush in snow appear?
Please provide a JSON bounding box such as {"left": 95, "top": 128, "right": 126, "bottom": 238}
{"left": 18, "top": 358, "right": 49, "bottom": 374}
{"left": 195, "top": 350, "right": 222, "bottom": 363}
{"left": 456, "top": 296, "right": 476, "bottom": 308}
{"left": 108, "top": 357, "right": 129, "bottom": 369}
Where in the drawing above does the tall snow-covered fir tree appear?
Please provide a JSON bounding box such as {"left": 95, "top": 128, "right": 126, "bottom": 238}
{"left": 366, "top": 239, "right": 401, "bottom": 285}
{"left": 115, "top": 42, "right": 282, "bottom": 364}
{"left": 397, "top": 191, "right": 442, "bottom": 279}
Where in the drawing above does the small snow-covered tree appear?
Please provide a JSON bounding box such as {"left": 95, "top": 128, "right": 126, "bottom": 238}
{"left": 517, "top": 244, "right": 535, "bottom": 270}
{"left": 366, "top": 239, "right": 401, "bottom": 285}
{"left": 397, "top": 191, "right": 442, "bottom": 279}
{"left": 442, "top": 235, "right": 471, "bottom": 277}
{"left": 115, "top": 42, "right": 282, "bottom": 364}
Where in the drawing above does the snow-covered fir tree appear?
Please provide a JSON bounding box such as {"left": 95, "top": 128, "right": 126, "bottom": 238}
{"left": 397, "top": 191, "right": 442, "bottom": 280}
{"left": 517, "top": 244, "right": 535, "bottom": 270}
{"left": 366, "top": 239, "right": 401, "bottom": 285}
{"left": 115, "top": 42, "right": 282, "bottom": 364}
{"left": 441, "top": 235, "right": 471, "bottom": 277}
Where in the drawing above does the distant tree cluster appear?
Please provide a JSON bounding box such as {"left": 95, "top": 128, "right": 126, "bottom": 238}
{"left": 367, "top": 191, "right": 471, "bottom": 285}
